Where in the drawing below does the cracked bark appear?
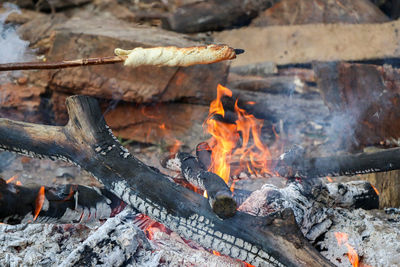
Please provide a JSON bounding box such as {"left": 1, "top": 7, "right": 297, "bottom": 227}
{"left": 0, "top": 95, "right": 332, "bottom": 267}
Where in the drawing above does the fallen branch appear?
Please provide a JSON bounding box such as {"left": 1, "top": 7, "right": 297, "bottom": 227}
{"left": 0, "top": 95, "right": 332, "bottom": 267}
{"left": 275, "top": 146, "right": 400, "bottom": 178}
{"left": 0, "top": 178, "right": 125, "bottom": 224}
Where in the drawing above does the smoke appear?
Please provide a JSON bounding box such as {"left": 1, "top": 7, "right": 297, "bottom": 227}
{"left": 0, "top": 3, "right": 34, "bottom": 65}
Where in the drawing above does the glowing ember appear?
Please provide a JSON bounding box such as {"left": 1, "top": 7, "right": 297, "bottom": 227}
{"left": 212, "top": 250, "right": 221, "bottom": 256}
{"left": 169, "top": 139, "right": 182, "bottom": 156}
{"left": 204, "top": 84, "right": 274, "bottom": 184}
{"left": 334, "top": 232, "right": 359, "bottom": 267}
{"left": 33, "top": 186, "right": 45, "bottom": 221}
{"left": 370, "top": 184, "right": 379, "bottom": 195}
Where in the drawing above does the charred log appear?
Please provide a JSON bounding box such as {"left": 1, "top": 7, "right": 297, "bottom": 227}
{"left": 276, "top": 146, "right": 400, "bottom": 178}
{"left": 170, "top": 152, "right": 237, "bottom": 219}
{"left": 0, "top": 178, "right": 125, "bottom": 225}
{"left": 0, "top": 95, "right": 332, "bottom": 267}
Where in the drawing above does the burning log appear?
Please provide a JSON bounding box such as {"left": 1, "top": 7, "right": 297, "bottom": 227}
{"left": 275, "top": 146, "right": 400, "bottom": 178}
{"left": 0, "top": 95, "right": 332, "bottom": 266}
{"left": 0, "top": 178, "right": 125, "bottom": 225}
{"left": 167, "top": 152, "right": 237, "bottom": 219}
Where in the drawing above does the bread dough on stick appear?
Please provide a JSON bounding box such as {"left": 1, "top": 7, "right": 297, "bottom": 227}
{"left": 114, "top": 44, "right": 237, "bottom": 67}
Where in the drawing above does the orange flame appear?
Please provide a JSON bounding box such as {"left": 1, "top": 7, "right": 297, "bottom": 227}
{"left": 6, "top": 174, "right": 18, "bottom": 184}
{"left": 370, "top": 184, "right": 379, "bottom": 196}
{"left": 326, "top": 176, "right": 333, "bottom": 183}
{"left": 16, "top": 181, "right": 22, "bottom": 186}
{"left": 204, "top": 84, "right": 274, "bottom": 184}
{"left": 212, "top": 250, "right": 221, "bottom": 256}
{"left": 334, "top": 232, "right": 359, "bottom": 267}
{"left": 33, "top": 186, "right": 45, "bottom": 221}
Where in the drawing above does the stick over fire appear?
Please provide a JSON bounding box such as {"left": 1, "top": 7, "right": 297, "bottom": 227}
{"left": 0, "top": 44, "right": 243, "bottom": 71}
{"left": 115, "top": 44, "right": 238, "bottom": 67}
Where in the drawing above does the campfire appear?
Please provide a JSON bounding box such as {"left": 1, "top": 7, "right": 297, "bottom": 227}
{"left": 1, "top": 1, "right": 400, "bottom": 266}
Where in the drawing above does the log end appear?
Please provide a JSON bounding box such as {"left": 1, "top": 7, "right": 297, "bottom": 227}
{"left": 211, "top": 192, "right": 237, "bottom": 219}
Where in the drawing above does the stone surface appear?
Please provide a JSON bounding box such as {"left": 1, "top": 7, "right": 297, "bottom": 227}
{"left": 214, "top": 20, "right": 400, "bottom": 66}
{"left": 251, "top": 0, "right": 388, "bottom": 27}
{"left": 103, "top": 101, "right": 209, "bottom": 148}
{"left": 8, "top": 0, "right": 92, "bottom": 11}
{"left": 28, "top": 17, "right": 228, "bottom": 104}
{"left": 0, "top": 82, "right": 46, "bottom": 122}
{"left": 314, "top": 62, "right": 400, "bottom": 150}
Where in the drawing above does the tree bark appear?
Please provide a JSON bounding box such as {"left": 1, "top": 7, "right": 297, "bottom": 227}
{"left": 0, "top": 95, "right": 332, "bottom": 267}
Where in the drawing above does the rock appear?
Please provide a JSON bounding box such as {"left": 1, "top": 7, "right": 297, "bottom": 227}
{"left": 0, "top": 82, "right": 46, "bottom": 122}
{"left": 29, "top": 17, "right": 228, "bottom": 103}
{"left": 161, "top": 0, "right": 280, "bottom": 33}
{"left": 314, "top": 62, "right": 400, "bottom": 150}
{"left": 8, "top": 0, "right": 92, "bottom": 12}
{"left": 251, "top": 0, "right": 388, "bottom": 27}
{"left": 214, "top": 20, "right": 400, "bottom": 66}
{"left": 103, "top": 101, "right": 209, "bottom": 148}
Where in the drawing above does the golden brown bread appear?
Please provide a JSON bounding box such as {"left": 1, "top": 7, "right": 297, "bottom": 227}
{"left": 114, "top": 44, "right": 236, "bottom": 67}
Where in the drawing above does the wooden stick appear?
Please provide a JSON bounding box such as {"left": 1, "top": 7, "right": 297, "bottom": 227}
{"left": 0, "top": 56, "right": 126, "bottom": 71}
{"left": 0, "top": 95, "right": 332, "bottom": 267}
{"left": 0, "top": 49, "right": 243, "bottom": 72}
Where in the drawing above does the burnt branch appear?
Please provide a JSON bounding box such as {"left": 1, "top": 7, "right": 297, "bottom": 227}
{"left": 171, "top": 152, "right": 237, "bottom": 219}
{"left": 0, "top": 178, "right": 125, "bottom": 225}
{"left": 0, "top": 95, "right": 332, "bottom": 267}
{"left": 276, "top": 146, "right": 400, "bottom": 178}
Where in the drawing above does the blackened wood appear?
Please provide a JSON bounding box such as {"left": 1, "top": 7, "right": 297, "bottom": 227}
{"left": 196, "top": 142, "right": 212, "bottom": 170}
{"left": 162, "top": 0, "right": 280, "bottom": 33}
{"left": 0, "top": 95, "right": 332, "bottom": 267}
{"left": 0, "top": 178, "right": 125, "bottom": 224}
{"left": 275, "top": 146, "right": 400, "bottom": 179}
{"left": 175, "top": 152, "right": 237, "bottom": 218}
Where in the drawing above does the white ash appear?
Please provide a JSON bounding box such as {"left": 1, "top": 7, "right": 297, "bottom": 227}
{"left": 60, "top": 208, "right": 154, "bottom": 267}
{"left": 148, "top": 228, "right": 242, "bottom": 267}
{"left": 319, "top": 208, "right": 400, "bottom": 267}
{"left": 238, "top": 182, "right": 333, "bottom": 242}
{"left": 239, "top": 180, "right": 400, "bottom": 266}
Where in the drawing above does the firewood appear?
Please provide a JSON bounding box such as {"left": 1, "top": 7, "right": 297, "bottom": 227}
{"left": 0, "top": 178, "right": 125, "bottom": 225}
{"left": 0, "top": 95, "right": 332, "bottom": 267}
{"left": 168, "top": 152, "right": 237, "bottom": 219}
{"left": 275, "top": 146, "right": 400, "bottom": 178}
